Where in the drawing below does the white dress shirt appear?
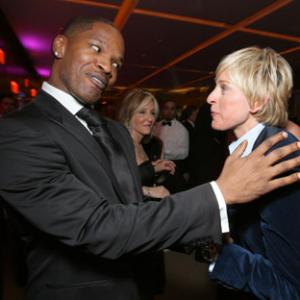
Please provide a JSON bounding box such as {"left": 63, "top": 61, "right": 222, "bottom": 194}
{"left": 42, "top": 82, "right": 91, "bottom": 133}
{"left": 229, "top": 123, "right": 265, "bottom": 156}
{"left": 209, "top": 123, "right": 265, "bottom": 271}
{"left": 155, "top": 119, "right": 189, "bottom": 160}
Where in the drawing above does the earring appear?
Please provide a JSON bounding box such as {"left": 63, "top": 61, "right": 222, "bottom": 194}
{"left": 125, "top": 121, "right": 131, "bottom": 130}
{"left": 54, "top": 51, "right": 59, "bottom": 58}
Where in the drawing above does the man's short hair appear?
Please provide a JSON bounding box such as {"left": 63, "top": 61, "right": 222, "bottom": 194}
{"left": 181, "top": 105, "right": 197, "bottom": 120}
{"left": 62, "top": 15, "right": 115, "bottom": 37}
{"left": 162, "top": 99, "right": 177, "bottom": 108}
{"left": 216, "top": 46, "right": 293, "bottom": 127}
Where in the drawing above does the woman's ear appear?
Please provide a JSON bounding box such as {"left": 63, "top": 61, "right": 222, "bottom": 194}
{"left": 52, "top": 35, "right": 67, "bottom": 59}
{"left": 250, "top": 97, "right": 268, "bottom": 114}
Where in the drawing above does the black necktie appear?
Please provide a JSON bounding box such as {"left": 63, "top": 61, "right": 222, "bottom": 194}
{"left": 162, "top": 120, "right": 172, "bottom": 126}
{"left": 77, "top": 107, "right": 136, "bottom": 201}
{"left": 77, "top": 107, "right": 121, "bottom": 156}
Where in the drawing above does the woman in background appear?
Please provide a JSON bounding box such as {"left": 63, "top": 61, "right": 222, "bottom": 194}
{"left": 206, "top": 47, "right": 300, "bottom": 299}
{"left": 119, "top": 88, "right": 175, "bottom": 200}
{"left": 119, "top": 88, "right": 176, "bottom": 299}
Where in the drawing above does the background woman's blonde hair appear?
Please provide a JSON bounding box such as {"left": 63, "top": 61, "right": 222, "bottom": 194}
{"left": 118, "top": 88, "right": 159, "bottom": 127}
{"left": 216, "top": 46, "right": 293, "bottom": 127}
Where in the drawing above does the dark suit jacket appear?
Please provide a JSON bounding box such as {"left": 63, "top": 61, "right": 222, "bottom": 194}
{"left": 0, "top": 91, "right": 222, "bottom": 300}
{"left": 211, "top": 126, "right": 300, "bottom": 299}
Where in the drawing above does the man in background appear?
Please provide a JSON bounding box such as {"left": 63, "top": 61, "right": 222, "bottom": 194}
{"left": 154, "top": 100, "right": 189, "bottom": 192}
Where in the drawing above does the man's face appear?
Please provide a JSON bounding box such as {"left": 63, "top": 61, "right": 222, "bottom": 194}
{"left": 52, "top": 22, "right": 124, "bottom": 105}
{"left": 0, "top": 97, "right": 16, "bottom": 114}
{"left": 161, "top": 101, "right": 176, "bottom": 121}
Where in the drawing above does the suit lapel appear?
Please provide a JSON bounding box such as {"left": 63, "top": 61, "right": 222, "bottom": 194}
{"left": 34, "top": 91, "right": 129, "bottom": 203}
{"left": 253, "top": 126, "right": 280, "bottom": 151}
{"left": 106, "top": 122, "right": 143, "bottom": 202}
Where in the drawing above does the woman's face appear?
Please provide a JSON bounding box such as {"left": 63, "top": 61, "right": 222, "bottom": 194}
{"left": 207, "top": 70, "right": 258, "bottom": 138}
{"left": 129, "top": 99, "right": 156, "bottom": 139}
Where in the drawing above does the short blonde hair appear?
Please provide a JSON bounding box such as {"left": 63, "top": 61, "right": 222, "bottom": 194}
{"left": 118, "top": 88, "right": 159, "bottom": 127}
{"left": 216, "top": 47, "right": 293, "bottom": 127}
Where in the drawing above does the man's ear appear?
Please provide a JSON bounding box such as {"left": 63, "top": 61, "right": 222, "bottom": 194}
{"left": 52, "top": 35, "right": 67, "bottom": 59}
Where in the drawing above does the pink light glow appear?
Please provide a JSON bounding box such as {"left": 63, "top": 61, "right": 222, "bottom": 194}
{"left": 20, "top": 34, "right": 50, "bottom": 52}
{"left": 36, "top": 67, "right": 50, "bottom": 78}
{"left": 5, "top": 65, "right": 28, "bottom": 76}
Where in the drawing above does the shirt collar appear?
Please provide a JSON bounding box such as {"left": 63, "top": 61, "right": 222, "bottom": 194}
{"left": 229, "top": 123, "right": 265, "bottom": 157}
{"left": 187, "top": 120, "right": 195, "bottom": 127}
{"left": 42, "top": 82, "right": 84, "bottom": 116}
{"left": 162, "top": 118, "right": 175, "bottom": 123}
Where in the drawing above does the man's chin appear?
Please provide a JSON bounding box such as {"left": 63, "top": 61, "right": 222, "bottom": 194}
{"left": 72, "top": 92, "right": 103, "bottom": 106}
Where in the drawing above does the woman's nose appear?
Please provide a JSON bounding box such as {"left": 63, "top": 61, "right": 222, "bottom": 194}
{"left": 207, "top": 89, "right": 216, "bottom": 104}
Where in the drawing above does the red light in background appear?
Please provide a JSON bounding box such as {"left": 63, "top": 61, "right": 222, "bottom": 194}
{"left": 30, "top": 88, "right": 37, "bottom": 97}
{"left": 10, "top": 81, "right": 19, "bottom": 94}
{"left": 0, "top": 48, "right": 5, "bottom": 64}
{"left": 24, "top": 78, "right": 30, "bottom": 87}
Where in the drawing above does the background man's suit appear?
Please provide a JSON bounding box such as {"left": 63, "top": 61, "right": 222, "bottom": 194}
{"left": 211, "top": 126, "right": 300, "bottom": 299}
{"left": 0, "top": 90, "right": 222, "bottom": 300}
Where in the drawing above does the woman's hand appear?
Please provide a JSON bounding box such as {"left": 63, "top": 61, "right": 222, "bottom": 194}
{"left": 152, "top": 159, "right": 176, "bottom": 175}
{"left": 143, "top": 185, "right": 170, "bottom": 199}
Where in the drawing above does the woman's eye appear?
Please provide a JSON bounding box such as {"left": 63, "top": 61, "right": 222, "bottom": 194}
{"left": 220, "top": 84, "right": 228, "bottom": 92}
{"left": 92, "top": 45, "right": 100, "bottom": 53}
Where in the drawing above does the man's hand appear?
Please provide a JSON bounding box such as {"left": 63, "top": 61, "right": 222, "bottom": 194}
{"left": 216, "top": 132, "right": 300, "bottom": 205}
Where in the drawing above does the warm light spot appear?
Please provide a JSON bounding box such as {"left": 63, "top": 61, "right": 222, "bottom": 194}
{"left": 199, "top": 86, "right": 209, "bottom": 93}
{"left": 167, "top": 87, "right": 196, "bottom": 94}
{"left": 0, "top": 48, "right": 5, "bottom": 64}
{"left": 30, "top": 88, "right": 37, "bottom": 97}
{"left": 10, "top": 81, "right": 19, "bottom": 94}
{"left": 24, "top": 78, "right": 30, "bottom": 87}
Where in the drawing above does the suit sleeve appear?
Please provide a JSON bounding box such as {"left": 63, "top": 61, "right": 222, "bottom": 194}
{"left": 210, "top": 243, "right": 300, "bottom": 300}
{"left": 0, "top": 119, "right": 222, "bottom": 259}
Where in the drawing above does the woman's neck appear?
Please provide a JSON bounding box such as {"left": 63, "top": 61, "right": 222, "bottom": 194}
{"left": 130, "top": 130, "right": 143, "bottom": 146}
{"left": 233, "top": 117, "right": 259, "bottom": 139}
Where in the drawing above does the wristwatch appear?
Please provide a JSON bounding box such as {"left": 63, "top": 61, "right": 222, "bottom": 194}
{"left": 194, "top": 238, "right": 221, "bottom": 263}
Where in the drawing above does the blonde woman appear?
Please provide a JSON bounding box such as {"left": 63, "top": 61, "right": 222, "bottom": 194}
{"left": 206, "top": 47, "right": 300, "bottom": 299}
{"left": 119, "top": 88, "right": 177, "bottom": 298}
{"left": 119, "top": 88, "right": 175, "bottom": 200}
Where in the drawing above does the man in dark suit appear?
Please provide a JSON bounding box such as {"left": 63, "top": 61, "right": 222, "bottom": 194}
{"left": 0, "top": 16, "right": 299, "bottom": 300}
